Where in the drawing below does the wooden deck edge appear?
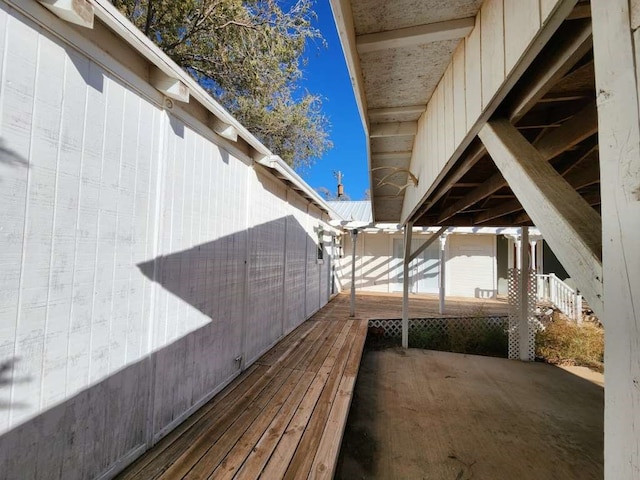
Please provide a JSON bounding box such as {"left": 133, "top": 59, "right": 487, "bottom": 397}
{"left": 308, "top": 320, "right": 369, "bottom": 480}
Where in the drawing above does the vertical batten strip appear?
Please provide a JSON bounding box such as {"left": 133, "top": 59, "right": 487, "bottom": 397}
{"left": 504, "top": 0, "right": 541, "bottom": 74}
{"left": 452, "top": 40, "right": 467, "bottom": 146}
{"left": 480, "top": 0, "right": 505, "bottom": 109}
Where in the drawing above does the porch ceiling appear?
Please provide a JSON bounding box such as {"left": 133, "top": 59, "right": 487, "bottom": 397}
{"left": 331, "top": 0, "right": 482, "bottom": 222}
{"left": 332, "top": 0, "right": 599, "bottom": 228}
{"left": 413, "top": 12, "right": 598, "bottom": 228}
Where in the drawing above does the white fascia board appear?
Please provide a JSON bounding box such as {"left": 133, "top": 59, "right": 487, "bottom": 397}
{"left": 91, "top": 0, "right": 271, "bottom": 158}
{"left": 258, "top": 156, "right": 340, "bottom": 218}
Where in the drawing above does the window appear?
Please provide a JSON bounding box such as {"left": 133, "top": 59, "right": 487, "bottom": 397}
{"left": 317, "top": 226, "right": 324, "bottom": 263}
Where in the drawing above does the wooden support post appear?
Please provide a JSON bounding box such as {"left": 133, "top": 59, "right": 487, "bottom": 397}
{"left": 350, "top": 229, "right": 359, "bottom": 317}
{"left": 519, "top": 227, "right": 530, "bottom": 361}
{"left": 592, "top": 0, "right": 640, "bottom": 477}
{"left": 478, "top": 119, "right": 603, "bottom": 317}
{"left": 438, "top": 233, "right": 448, "bottom": 315}
{"left": 401, "top": 222, "right": 414, "bottom": 348}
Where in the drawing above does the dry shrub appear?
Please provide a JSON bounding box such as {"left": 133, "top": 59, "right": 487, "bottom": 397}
{"left": 535, "top": 316, "right": 604, "bottom": 372}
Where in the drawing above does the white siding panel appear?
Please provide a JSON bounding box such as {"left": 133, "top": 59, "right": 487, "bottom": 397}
{"left": 0, "top": 4, "right": 334, "bottom": 479}
{"left": 284, "top": 193, "right": 308, "bottom": 333}
{"left": 41, "top": 49, "right": 88, "bottom": 409}
{"left": 0, "top": 9, "right": 162, "bottom": 477}
{"left": 361, "top": 233, "right": 391, "bottom": 292}
{"left": 447, "top": 234, "right": 497, "bottom": 298}
{"left": 245, "top": 171, "right": 286, "bottom": 364}
{"left": 2, "top": 11, "right": 40, "bottom": 428}
{"left": 305, "top": 205, "right": 322, "bottom": 317}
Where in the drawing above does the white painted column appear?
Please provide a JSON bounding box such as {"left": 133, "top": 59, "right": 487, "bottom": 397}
{"left": 536, "top": 241, "right": 544, "bottom": 274}
{"left": 438, "top": 233, "right": 448, "bottom": 315}
{"left": 507, "top": 236, "right": 515, "bottom": 269}
{"left": 530, "top": 239, "right": 537, "bottom": 272}
{"left": 515, "top": 237, "right": 522, "bottom": 269}
{"left": 401, "top": 222, "right": 414, "bottom": 348}
{"left": 519, "top": 227, "right": 530, "bottom": 361}
{"left": 349, "top": 229, "right": 359, "bottom": 317}
{"left": 592, "top": 1, "right": 640, "bottom": 476}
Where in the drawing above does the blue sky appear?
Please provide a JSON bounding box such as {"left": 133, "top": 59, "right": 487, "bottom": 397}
{"left": 296, "top": 0, "right": 369, "bottom": 200}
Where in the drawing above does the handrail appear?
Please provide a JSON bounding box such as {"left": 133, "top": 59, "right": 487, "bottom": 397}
{"left": 536, "top": 273, "right": 583, "bottom": 323}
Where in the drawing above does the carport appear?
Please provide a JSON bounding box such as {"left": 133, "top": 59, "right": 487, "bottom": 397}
{"left": 329, "top": 0, "right": 638, "bottom": 476}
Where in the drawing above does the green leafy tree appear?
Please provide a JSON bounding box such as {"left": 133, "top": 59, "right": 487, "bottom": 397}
{"left": 112, "top": 0, "right": 331, "bottom": 168}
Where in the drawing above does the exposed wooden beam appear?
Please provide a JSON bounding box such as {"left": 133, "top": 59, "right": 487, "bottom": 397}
{"left": 370, "top": 122, "right": 418, "bottom": 137}
{"left": 412, "top": 143, "right": 486, "bottom": 221}
{"left": 408, "top": 225, "right": 447, "bottom": 263}
{"left": 404, "top": 0, "right": 580, "bottom": 225}
{"left": 591, "top": 1, "right": 640, "bottom": 470}
{"left": 509, "top": 20, "right": 592, "bottom": 123}
{"left": 534, "top": 103, "right": 598, "bottom": 158}
{"left": 437, "top": 173, "right": 506, "bottom": 223}
{"left": 478, "top": 118, "right": 603, "bottom": 317}
{"left": 356, "top": 17, "right": 475, "bottom": 54}
{"left": 209, "top": 116, "right": 238, "bottom": 142}
{"left": 371, "top": 151, "right": 412, "bottom": 163}
{"left": 476, "top": 154, "right": 600, "bottom": 224}
{"left": 567, "top": 2, "right": 591, "bottom": 20}
{"left": 438, "top": 102, "right": 598, "bottom": 223}
{"left": 368, "top": 105, "right": 426, "bottom": 120}
{"left": 150, "top": 67, "right": 190, "bottom": 102}
{"left": 39, "top": 0, "right": 94, "bottom": 28}
{"left": 475, "top": 199, "right": 522, "bottom": 224}
{"left": 563, "top": 159, "right": 600, "bottom": 189}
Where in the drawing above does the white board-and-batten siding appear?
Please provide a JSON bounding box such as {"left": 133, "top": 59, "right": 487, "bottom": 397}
{"left": 402, "top": 0, "right": 573, "bottom": 222}
{"left": 0, "top": 4, "right": 332, "bottom": 479}
{"left": 339, "top": 232, "right": 497, "bottom": 298}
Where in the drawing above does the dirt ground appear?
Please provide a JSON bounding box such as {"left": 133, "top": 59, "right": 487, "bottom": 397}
{"left": 336, "top": 348, "right": 603, "bottom": 480}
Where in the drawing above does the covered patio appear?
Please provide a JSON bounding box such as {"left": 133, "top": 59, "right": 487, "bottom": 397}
{"left": 337, "top": 347, "right": 603, "bottom": 480}
{"left": 115, "top": 292, "right": 579, "bottom": 479}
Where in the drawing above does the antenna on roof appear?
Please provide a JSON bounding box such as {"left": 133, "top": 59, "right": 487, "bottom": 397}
{"left": 333, "top": 170, "right": 344, "bottom": 199}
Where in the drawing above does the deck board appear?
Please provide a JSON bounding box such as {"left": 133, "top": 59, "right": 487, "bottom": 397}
{"left": 117, "top": 294, "right": 368, "bottom": 480}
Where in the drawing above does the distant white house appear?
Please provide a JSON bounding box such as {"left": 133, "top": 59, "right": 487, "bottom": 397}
{"left": 329, "top": 201, "right": 553, "bottom": 299}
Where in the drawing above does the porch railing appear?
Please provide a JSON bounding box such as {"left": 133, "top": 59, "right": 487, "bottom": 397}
{"left": 536, "top": 273, "right": 583, "bottom": 323}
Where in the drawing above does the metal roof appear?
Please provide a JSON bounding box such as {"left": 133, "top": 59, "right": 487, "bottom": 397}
{"left": 327, "top": 201, "right": 373, "bottom": 224}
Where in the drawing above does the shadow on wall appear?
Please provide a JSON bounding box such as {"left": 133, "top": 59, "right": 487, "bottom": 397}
{"left": 0, "top": 359, "right": 30, "bottom": 410}
{"left": 0, "top": 216, "right": 325, "bottom": 480}
{"left": 338, "top": 252, "right": 440, "bottom": 290}
{"left": 0, "top": 138, "right": 28, "bottom": 169}
{"left": 136, "top": 214, "right": 318, "bottom": 331}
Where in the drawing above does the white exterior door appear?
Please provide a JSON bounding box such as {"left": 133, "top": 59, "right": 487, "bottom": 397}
{"left": 391, "top": 237, "right": 440, "bottom": 294}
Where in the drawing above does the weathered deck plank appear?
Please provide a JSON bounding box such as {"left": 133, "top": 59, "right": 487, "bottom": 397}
{"left": 117, "top": 295, "right": 368, "bottom": 480}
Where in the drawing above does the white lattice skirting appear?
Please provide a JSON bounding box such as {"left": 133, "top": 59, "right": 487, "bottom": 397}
{"left": 368, "top": 316, "right": 509, "bottom": 338}
{"left": 508, "top": 268, "right": 538, "bottom": 361}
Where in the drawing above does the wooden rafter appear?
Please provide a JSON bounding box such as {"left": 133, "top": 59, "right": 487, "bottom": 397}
{"left": 356, "top": 17, "right": 474, "bottom": 54}
{"left": 438, "top": 102, "right": 598, "bottom": 223}
{"left": 509, "top": 20, "right": 592, "bottom": 123}
{"left": 370, "top": 122, "right": 418, "bottom": 138}
{"left": 368, "top": 105, "right": 425, "bottom": 120}
{"left": 479, "top": 118, "right": 603, "bottom": 316}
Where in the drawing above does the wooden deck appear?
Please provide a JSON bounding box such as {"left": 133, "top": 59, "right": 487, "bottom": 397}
{"left": 117, "top": 295, "right": 368, "bottom": 480}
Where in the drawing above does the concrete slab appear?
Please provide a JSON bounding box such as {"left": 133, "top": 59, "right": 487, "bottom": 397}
{"left": 337, "top": 348, "right": 603, "bottom": 480}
